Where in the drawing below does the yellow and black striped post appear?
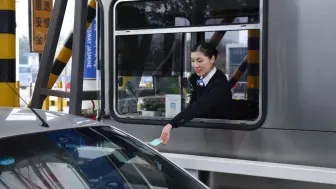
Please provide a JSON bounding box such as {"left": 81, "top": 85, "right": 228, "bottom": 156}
{"left": 210, "top": 31, "right": 226, "bottom": 47}
{"left": 56, "top": 81, "right": 63, "bottom": 111}
{"left": 0, "top": 0, "right": 18, "bottom": 107}
{"left": 47, "top": 0, "right": 96, "bottom": 89}
{"left": 208, "top": 18, "right": 250, "bottom": 90}
{"left": 15, "top": 81, "right": 20, "bottom": 107}
{"left": 209, "top": 17, "right": 234, "bottom": 47}
{"left": 42, "top": 96, "right": 50, "bottom": 110}
{"left": 247, "top": 29, "right": 260, "bottom": 101}
{"left": 228, "top": 56, "right": 247, "bottom": 88}
{"left": 210, "top": 30, "right": 249, "bottom": 90}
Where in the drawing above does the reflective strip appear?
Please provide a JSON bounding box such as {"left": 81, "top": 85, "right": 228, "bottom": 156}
{"left": 0, "top": 34, "right": 15, "bottom": 59}
{"left": 0, "top": 0, "right": 15, "bottom": 11}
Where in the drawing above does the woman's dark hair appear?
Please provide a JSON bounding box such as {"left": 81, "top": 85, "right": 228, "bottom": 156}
{"left": 191, "top": 42, "right": 218, "bottom": 60}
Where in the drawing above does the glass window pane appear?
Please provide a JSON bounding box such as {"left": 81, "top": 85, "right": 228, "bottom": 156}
{"left": 0, "top": 127, "right": 207, "bottom": 189}
{"left": 204, "top": 30, "right": 250, "bottom": 100}
{"left": 114, "top": 29, "right": 260, "bottom": 121}
{"left": 116, "top": 33, "right": 185, "bottom": 119}
{"left": 115, "top": 0, "right": 260, "bottom": 30}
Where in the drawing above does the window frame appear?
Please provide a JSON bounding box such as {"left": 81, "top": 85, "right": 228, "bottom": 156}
{"left": 109, "top": 0, "right": 268, "bottom": 130}
{"left": 113, "top": 0, "right": 260, "bottom": 30}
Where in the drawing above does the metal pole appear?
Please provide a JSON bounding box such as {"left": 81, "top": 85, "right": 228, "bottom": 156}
{"left": 69, "top": 0, "right": 88, "bottom": 115}
{"left": 28, "top": 0, "right": 33, "bottom": 52}
{"left": 30, "top": 0, "right": 68, "bottom": 108}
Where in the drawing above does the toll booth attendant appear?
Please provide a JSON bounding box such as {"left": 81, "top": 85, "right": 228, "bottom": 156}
{"left": 159, "top": 42, "right": 232, "bottom": 144}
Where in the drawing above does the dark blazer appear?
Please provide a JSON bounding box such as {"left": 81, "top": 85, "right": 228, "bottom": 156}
{"left": 169, "top": 69, "right": 232, "bottom": 128}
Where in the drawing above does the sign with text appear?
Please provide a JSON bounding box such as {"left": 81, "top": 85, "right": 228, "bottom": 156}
{"left": 84, "top": 18, "right": 97, "bottom": 79}
{"left": 165, "top": 94, "right": 181, "bottom": 118}
{"left": 30, "top": 0, "right": 53, "bottom": 53}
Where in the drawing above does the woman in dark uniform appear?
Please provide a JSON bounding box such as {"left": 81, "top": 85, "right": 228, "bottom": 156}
{"left": 159, "top": 42, "right": 232, "bottom": 144}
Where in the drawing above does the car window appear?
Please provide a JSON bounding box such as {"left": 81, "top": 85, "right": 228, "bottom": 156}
{"left": 0, "top": 126, "right": 207, "bottom": 189}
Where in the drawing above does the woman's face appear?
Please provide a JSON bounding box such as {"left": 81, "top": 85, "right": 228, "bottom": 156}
{"left": 191, "top": 51, "right": 215, "bottom": 77}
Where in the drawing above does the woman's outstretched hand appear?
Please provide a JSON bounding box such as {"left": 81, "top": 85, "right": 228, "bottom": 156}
{"left": 160, "top": 124, "right": 173, "bottom": 144}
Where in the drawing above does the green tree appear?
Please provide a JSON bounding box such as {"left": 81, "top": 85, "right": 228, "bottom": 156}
{"left": 19, "top": 36, "right": 30, "bottom": 65}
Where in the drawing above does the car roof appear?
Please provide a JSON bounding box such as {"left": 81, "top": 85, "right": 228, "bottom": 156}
{"left": 0, "top": 107, "right": 106, "bottom": 139}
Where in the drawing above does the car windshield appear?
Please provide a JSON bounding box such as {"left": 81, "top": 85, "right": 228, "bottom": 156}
{"left": 0, "top": 126, "right": 206, "bottom": 189}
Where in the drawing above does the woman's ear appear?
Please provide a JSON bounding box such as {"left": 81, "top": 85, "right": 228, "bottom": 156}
{"left": 210, "top": 55, "right": 216, "bottom": 64}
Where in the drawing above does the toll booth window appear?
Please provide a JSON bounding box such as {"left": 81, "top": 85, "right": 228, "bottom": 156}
{"left": 115, "top": 0, "right": 259, "bottom": 30}
{"left": 114, "top": 29, "right": 261, "bottom": 122}
{"left": 111, "top": 0, "right": 264, "bottom": 128}
{"left": 115, "top": 33, "right": 185, "bottom": 117}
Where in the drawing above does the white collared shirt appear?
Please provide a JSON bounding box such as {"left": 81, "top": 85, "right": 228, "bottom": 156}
{"left": 200, "top": 67, "right": 217, "bottom": 86}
